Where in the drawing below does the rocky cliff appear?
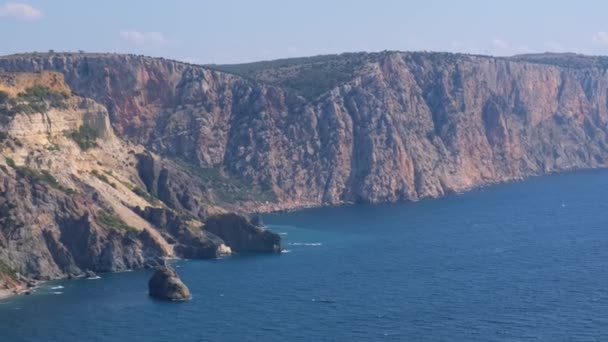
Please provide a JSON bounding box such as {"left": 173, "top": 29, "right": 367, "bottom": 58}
{"left": 0, "top": 71, "right": 281, "bottom": 297}
{"left": 1, "top": 50, "right": 608, "bottom": 296}
{"left": 1, "top": 51, "right": 606, "bottom": 211}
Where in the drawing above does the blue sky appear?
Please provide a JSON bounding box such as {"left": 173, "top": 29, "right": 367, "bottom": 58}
{"left": 1, "top": 0, "right": 608, "bottom": 64}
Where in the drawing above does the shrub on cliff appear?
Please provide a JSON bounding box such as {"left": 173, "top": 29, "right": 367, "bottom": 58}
{"left": 96, "top": 210, "right": 137, "bottom": 232}
{"left": 66, "top": 125, "right": 99, "bottom": 150}
{"left": 17, "top": 85, "right": 69, "bottom": 110}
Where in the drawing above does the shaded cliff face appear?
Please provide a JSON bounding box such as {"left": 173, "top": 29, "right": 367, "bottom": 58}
{"left": 1, "top": 52, "right": 608, "bottom": 210}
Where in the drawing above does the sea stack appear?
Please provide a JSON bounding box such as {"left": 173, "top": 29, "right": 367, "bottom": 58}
{"left": 148, "top": 266, "right": 191, "bottom": 301}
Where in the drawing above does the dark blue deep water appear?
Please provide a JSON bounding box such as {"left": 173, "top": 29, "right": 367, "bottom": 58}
{"left": 1, "top": 170, "right": 608, "bottom": 341}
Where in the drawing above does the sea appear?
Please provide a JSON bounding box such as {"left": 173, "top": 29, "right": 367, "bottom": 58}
{"left": 1, "top": 170, "right": 607, "bottom": 341}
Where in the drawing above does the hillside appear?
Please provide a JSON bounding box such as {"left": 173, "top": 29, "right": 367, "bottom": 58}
{"left": 209, "top": 52, "right": 374, "bottom": 99}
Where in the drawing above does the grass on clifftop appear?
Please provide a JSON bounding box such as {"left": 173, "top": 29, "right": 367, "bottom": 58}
{"left": 17, "top": 85, "right": 69, "bottom": 104}
{"left": 209, "top": 52, "right": 372, "bottom": 100}
{"left": 0, "top": 85, "right": 70, "bottom": 116}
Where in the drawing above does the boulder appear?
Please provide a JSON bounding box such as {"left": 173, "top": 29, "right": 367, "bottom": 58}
{"left": 148, "top": 266, "right": 191, "bottom": 301}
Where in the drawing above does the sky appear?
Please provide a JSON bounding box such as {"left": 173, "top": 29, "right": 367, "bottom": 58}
{"left": 1, "top": 0, "right": 608, "bottom": 64}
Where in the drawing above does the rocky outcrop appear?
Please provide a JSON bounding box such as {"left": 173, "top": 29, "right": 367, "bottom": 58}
{"left": 135, "top": 206, "right": 223, "bottom": 259}
{"left": 0, "top": 262, "right": 27, "bottom": 299}
{"left": 2, "top": 52, "right": 607, "bottom": 210}
{"left": 148, "top": 266, "right": 191, "bottom": 301}
{"left": 0, "top": 72, "right": 282, "bottom": 297}
{"left": 0, "top": 163, "right": 167, "bottom": 280}
{"left": 204, "top": 214, "right": 281, "bottom": 253}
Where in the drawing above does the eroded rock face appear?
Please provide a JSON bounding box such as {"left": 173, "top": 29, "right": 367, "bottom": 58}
{"left": 204, "top": 214, "right": 281, "bottom": 254}
{"left": 148, "top": 266, "right": 191, "bottom": 301}
{"left": 0, "top": 166, "right": 167, "bottom": 280}
{"left": 135, "top": 206, "right": 223, "bottom": 259}
{"left": 2, "top": 52, "right": 607, "bottom": 210}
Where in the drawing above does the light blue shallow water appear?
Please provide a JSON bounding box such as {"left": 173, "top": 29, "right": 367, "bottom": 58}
{"left": 1, "top": 170, "right": 608, "bottom": 341}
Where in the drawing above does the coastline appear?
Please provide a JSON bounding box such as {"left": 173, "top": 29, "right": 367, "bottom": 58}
{"left": 1, "top": 168, "right": 606, "bottom": 302}
{"left": 249, "top": 166, "right": 608, "bottom": 215}
{"left": 0, "top": 285, "right": 28, "bottom": 300}
{"left": 0, "top": 289, "right": 13, "bottom": 300}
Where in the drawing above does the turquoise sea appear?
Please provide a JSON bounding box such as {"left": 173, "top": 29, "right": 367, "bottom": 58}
{"left": 1, "top": 170, "right": 607, "bottom": 341}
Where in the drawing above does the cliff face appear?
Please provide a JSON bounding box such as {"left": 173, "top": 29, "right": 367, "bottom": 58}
{"left": 1, "top": 50, "right": 608, "bottom": 296}
{"left": 1, "top": 52, "right": 606, "bottom": 210}
{"left": 0, "top": 71, "right": 281, "bottom": 296}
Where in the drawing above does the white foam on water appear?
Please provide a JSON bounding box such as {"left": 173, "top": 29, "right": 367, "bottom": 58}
{"left": 290, "top": 242, "right": 322, "bottom": 246}
{"left": 281, "top": 249, "right": 292, "bottom": 253}
{"left": 86, "top": 276, "right": 101, "bottom": 280}
{"left": 51, "top": 291, "right": 63, "bottom": 295}
{"left": 267, "top": 224, "right": 301, "bottom": 231}
{"left": 50, "top": 286, "right": 64, "bottom": 290}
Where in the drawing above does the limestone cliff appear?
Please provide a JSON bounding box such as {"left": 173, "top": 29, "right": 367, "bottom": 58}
{"left": 2, "top": 50, "right": 608, "bottom": 295}
{"left": 1, "top": 52, "right": 606, "bottom": 211}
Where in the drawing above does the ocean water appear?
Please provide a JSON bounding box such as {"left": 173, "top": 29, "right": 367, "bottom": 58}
{"left": 1, "top": 170, "right": 608, "bottom": 341}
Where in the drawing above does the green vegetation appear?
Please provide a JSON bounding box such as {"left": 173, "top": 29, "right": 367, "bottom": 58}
{"left": 17, "top": 168, "right": 72, "bottom": 193}
{"left": 0, "top": 90, "right": 8, "bottom": 104}
{"left": 0, "top": 85, "right": 70, "bottom": 116}
{"left": 12, "top": 102, "right": 46, "bottom": 115}
{"left": 17, "top": 85, "right": 69, "bottom": 107}
{"left": 66, "top": 125, "right": 99, "bottom": 150}
{"left": 0, "top": 260, "right": 17, "bottom": 281}
{"left": 116, "top": 178, "right": 157, "bottom": 204}
{"left": 5, "top": 157, "right": 16, "bottom": 168}
{"left": 5, "top": 158, "right": 74, "bottom": 194}
{"left": 132, "top": 186, "right": 156, "bottom": 204}
{"left": 91, "top": 170, "right": 117, "bottom": 188}
{"left": 209, "top": 52, "right": 372, "bottom": 100}
{"left": 16, "top": 85, "right": 70, "bottom": 112}
{"left": 96, "top": 210, "right": 136, "bottom": 232}
{"left": 173, "top": 158, "right": 276, "bottom": 204}
{"left": 511, "top": 53, "right": 608, "bottom": 70}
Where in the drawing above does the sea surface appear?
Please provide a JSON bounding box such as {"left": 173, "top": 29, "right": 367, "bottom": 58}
{"left": 1, "top": 170, "right": 608, "bottom": 341}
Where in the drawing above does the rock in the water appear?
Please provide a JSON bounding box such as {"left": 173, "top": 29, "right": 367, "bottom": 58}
{"left": 148, "top": 266, "right": 191, "bottom": 301}
{"left": 204, "top": 214, "right": 281, "bottom": 254}
{"left": 250, "top": 215, "right": 263, "bottom": 227}
{"left": 84, "top": 270, "right": 97, "bottom": 279}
